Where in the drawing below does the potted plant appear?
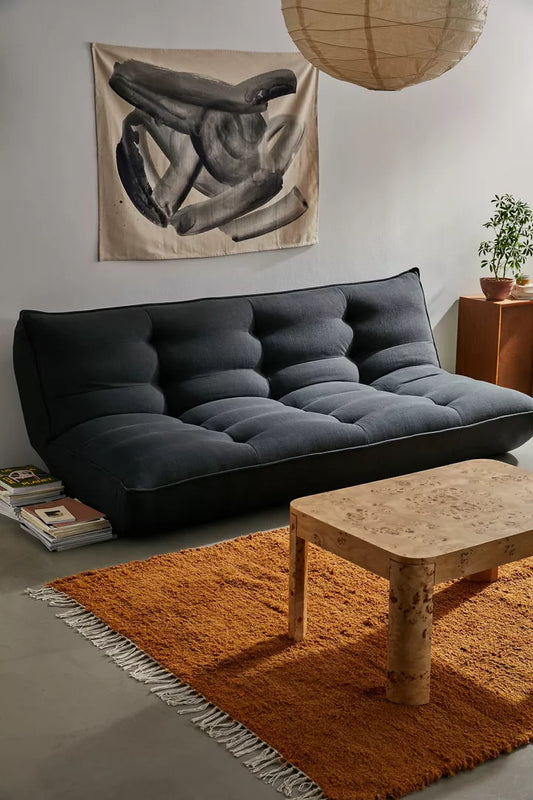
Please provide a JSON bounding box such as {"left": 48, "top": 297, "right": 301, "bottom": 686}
{"left": 478, "top": 194, "right": 533, "bottom": 300}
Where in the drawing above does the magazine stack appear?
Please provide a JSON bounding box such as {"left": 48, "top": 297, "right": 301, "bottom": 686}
{"left": 20, "top": 497, "right": 115, "bottom": 551}
{"left": 0, "top": 464, "right": 64, "bottom": 521}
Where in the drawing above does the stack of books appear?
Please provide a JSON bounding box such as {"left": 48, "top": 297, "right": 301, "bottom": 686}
{"left": 511, "top": 282, "right": 533, "bottom": 300}
{"left": 20, "top": 497, "right": 115, "bottom": 551}
{"left": 0, "top": 464, "right": 64, "bottom": 521}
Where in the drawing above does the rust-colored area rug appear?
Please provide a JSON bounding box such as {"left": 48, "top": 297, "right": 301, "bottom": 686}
{"left": 29, "top": 529, "right": 532, "bottom": 800}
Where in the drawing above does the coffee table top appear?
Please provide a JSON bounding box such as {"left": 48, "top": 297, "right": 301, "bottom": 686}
{"left": 290, "top": 459, "right": 533, "bottom": 581}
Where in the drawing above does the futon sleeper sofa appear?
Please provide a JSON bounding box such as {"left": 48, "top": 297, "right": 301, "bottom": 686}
{"left": 14, "top": 269, "right": 533, "bottom": 535}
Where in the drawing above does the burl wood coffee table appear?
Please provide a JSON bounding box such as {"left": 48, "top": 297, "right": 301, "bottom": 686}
{"left": 288, "top": 459, "right": 533, "bottom": 706}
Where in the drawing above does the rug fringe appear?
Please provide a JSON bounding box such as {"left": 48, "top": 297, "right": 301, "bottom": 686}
{"left": 26, "top": 585, "right": 327, "bottom": 799}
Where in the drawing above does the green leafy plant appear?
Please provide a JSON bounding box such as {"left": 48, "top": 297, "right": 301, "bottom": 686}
{"left": 478, "top": 194, "right": 533, "bottom": 279}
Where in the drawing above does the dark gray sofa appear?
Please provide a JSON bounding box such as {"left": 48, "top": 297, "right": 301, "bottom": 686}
{"left": 13, "top": 269, "right": 533, "bottom": 535}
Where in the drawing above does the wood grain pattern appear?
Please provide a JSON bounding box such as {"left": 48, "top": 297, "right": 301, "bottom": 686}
{"left": 456, "top": 295, "right": 533, "bottom": 394}
{"left": 288, "top": 511, "right": 308, "bottom": 641}
{"left": 466, "top": 566, "right": 499, "bottom": 582}
{"left": 290, "top": 458, "right": 533, "bottom": 705}
{"left": 456, "top": 296, "right": 500, "bottom": 383}
{"left": 290, "top": 459, "right": 533, "bottom": 575}
{"left": 386, "top": 560, "right": 435, "bottom": 705}
{"left": 498, "top": 304, "right": 533, "bottom": 393}
{"left": 296, "top": 511, "right": 390, "bottom": 579}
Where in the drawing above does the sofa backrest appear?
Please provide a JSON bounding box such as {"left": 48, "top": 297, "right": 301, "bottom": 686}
{"left": 14, "top": 268, "right": 439, "bottom": 453}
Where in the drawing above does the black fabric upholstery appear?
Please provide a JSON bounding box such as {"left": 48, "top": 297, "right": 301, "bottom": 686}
{"left": 14, "top": 307, "right": 166, "bottom": 440}
{"left": 13, "top": 269, "right": 533, "bottom": 535}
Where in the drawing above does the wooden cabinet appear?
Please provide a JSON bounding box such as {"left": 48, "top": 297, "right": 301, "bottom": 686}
{"left": 456, "top": 295, "right": 533, "bottom": 395}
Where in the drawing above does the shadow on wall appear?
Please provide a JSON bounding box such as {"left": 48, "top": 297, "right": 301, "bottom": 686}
{"left": 0, "top": 318, "right": 40, "bottom": 466}
{"left": 432, "top": 300, "right": 459, "bottom": 374}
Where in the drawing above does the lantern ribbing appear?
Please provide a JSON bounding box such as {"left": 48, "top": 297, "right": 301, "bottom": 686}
{"left": 281, "top": 1, "right": 490, "bottom": 91}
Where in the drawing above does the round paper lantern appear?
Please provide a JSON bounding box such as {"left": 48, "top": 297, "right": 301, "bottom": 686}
{"left": 281, "top": 0, "right": 489, "bottom": 91}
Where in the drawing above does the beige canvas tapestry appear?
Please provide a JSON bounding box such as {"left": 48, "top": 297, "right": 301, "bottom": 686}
{"left": 92, "top": 44, "right": 319, "bottom": 261}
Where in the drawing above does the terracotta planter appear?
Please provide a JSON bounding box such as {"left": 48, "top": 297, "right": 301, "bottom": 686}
{"left": 479, "top": 277, "right": 515, "bottom": 301}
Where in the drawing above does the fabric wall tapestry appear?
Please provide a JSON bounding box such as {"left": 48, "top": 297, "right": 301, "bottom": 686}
{"left": 92, "top": 44, "right": 319, "bottom": 261}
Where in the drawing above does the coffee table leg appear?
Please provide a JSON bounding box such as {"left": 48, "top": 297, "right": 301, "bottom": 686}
{"left": 386, "top": 560, "right": 435, "bottom": 705}
{"left": 466, "top": 567, "right": 499, "bottom": 582}
{"left": 288, "top": 512, "right": 308, "bottom": 641}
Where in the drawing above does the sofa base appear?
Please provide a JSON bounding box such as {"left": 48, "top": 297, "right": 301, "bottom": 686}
{"left": 45, "top": 411, "right": 531, "bottom": 536}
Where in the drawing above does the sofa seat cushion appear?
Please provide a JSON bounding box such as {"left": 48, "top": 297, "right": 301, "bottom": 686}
{"left": 280, "top": 380, "right": 462, "bottom": 441}
{"left": 50, "top": 413, "right": 257, "bottom": 490}
{"left": 49, "top": 401, "right": 362, "bottom": 493}
{"left": 281, "top": 366, "right": 533, "bottom": 438}
{"left": 51, "top": 373, "right": 533, "bottom": 498}
{"left": 45, "top": 394, "right": 533, "bottom": 537}
{"left": 370, "top": 365, "right": 533, "bottom": 425}
{"left": 180, "top": 396, "right": 363, "bottom": 461}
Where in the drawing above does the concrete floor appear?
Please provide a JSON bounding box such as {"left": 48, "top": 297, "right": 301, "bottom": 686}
{"left": 2, "top": 446, "right": 533, "bottom": 800}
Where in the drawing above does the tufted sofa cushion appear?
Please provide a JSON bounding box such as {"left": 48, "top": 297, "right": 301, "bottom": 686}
{"left": 14, "top": 269, "right": 533, "bottom": 534}
{"left": 149, "top": 299, "right": 269, "bottom": 416}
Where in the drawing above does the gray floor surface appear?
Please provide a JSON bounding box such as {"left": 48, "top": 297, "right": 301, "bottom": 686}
{"left": 2, "top": 446, "right": 532, "bottom": 800}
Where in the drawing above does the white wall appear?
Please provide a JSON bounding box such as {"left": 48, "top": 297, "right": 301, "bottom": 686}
{"left": 2, "top": 0, "right": 533, "bottom": 464}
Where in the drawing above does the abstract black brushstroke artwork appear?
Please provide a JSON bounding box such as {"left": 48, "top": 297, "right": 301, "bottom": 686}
{"left": 92, "top": 45, "right": 318, "bottom": 261}
{"left": 111, "top": 61, "right": 308, "bottom": 240}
